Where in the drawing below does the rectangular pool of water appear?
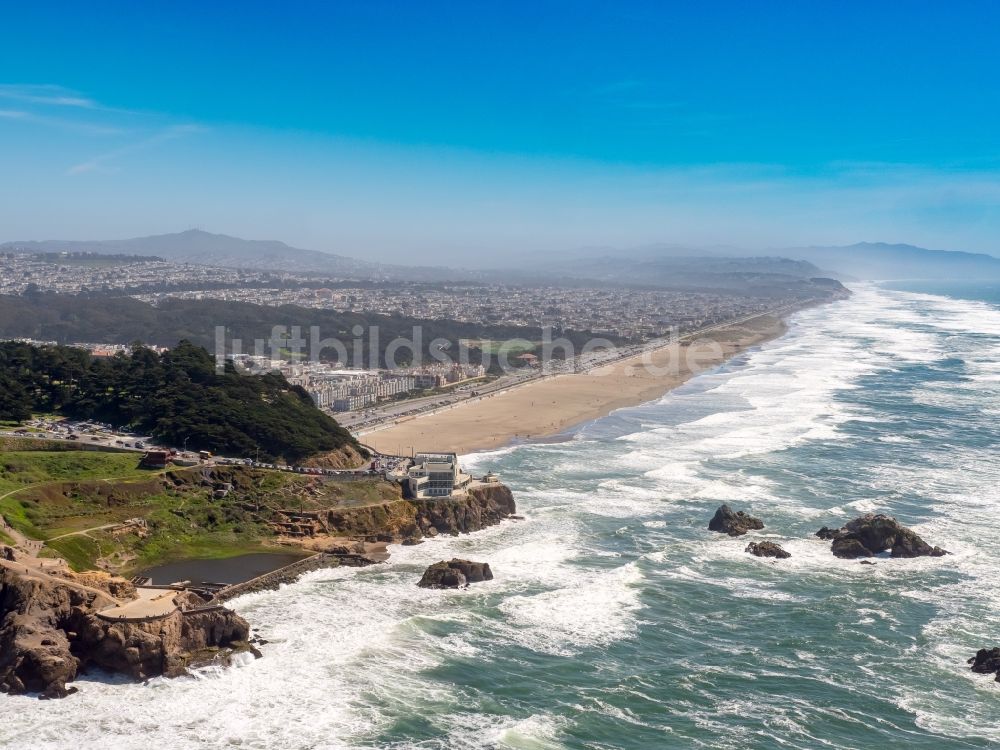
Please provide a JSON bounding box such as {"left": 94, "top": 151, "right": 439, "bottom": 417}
{"left": 139, "top": 552, "right": 307, "bottom": 586}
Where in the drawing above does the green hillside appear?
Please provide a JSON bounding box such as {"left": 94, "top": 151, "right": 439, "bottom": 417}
{"left": 0, "top": 340, "right": 361, "bottom": 463}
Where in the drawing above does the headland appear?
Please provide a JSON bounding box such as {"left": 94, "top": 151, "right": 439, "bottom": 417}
{"left": 0, "top": 445, "right": 518, "bottom": 698}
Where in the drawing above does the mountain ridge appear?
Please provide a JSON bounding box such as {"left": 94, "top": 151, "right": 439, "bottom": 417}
{"left": 777, "top": 241, "right": 1000, "bottom": 280}
{"left": 5, "top": 231, "right": 999, "bottom": 282}
{"left": 0, "top": 229, "right": 471, "bottom": 281}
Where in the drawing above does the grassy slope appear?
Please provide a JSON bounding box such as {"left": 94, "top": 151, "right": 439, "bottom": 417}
{"left": 0, "top": 448, "right": 400, "bottom": 572}
{"left": 0, "top": 450, "right": 156, "bottom": 538}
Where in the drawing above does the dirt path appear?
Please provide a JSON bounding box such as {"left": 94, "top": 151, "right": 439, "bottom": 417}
{"left": 47, "top": 523, "right": 119, "bottom": 541}
{"left": 0, "top": 557, "right": 124, "bottom": 604}
{"left": 0, "top": 466, "right": 173, "bottom": 555}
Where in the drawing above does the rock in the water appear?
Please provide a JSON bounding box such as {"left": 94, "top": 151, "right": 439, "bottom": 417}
{"left": 745, "top": 541, "right": 791, "bottom": 559}
{"left": 831, "top": 537, "right": 874, "bottom": 559}
{"left": 417, "top": 559, "right": 493, "bottom": 589}
{"left": 969, "top": 648, "right": 1000, "bottom": 680}
{"left": 828, "top": 514, "right": 949, "bottom": 559}
{"left": 815, "top": 526, "right": 841, "bottom": 540}
{"left": 708, "top": 504, "right": 764, "bottom": 537}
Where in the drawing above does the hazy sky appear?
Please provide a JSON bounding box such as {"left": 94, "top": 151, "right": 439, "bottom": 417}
{"left": 2, "top": 1, "right": 1000, "bottom": 264}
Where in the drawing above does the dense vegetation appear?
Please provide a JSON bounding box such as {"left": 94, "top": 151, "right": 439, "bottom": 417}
{"left": 0, "top": 340, "right": 359, "bottom": 462}
{"left": 0, "top": 292, "right": 621, "bottom": 367}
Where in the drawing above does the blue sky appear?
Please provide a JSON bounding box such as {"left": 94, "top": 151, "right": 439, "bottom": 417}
{"left": 2, "top": 1, "right": 1000, "bottom": 263}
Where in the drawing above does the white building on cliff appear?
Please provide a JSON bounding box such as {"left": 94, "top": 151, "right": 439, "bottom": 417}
{"left": 404, "top": 453, "right": 472, "bottom": 498}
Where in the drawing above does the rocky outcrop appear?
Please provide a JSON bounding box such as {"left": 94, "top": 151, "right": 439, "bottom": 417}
{"left": 821, "top": 514, "right": 949, "bottom": 559}
{"left": 323, "top": 500, "right": 418, "bottom": 540}
{"left": 815, "top": 526, "right": 840, "bottom": 540}
{"left": 0, "top": 567, "right": 250, "bottom": 699}
{"left": 830, "top": 537, "right": 872, "bottom": 558}
{"left": 290, "top": 483, "right": 516, "bottom": 553}
{"left": 299, "top": 444, "right": 369, "bottom": 470}
{"left": 745, "top": 541, "right": 791, "bottom": 559}
{"left": 417, "top": 559, "right": 493, "bottom": 589}
{"left": 708, "top": 504, "right": 764, "bottom": 537}
{"left": 969, "top": 648, "right": 1000, "bottom": 681}
{"left": 410, "top": 484, "right": 516, "bottom": 539}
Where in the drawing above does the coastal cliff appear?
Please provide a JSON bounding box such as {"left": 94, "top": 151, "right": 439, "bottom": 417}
{"left": 0, "top": 566, "right": 249, "bottom": 699}
{"left": 319, "top": 482, "right": 516, "bottom": 541}
{"left": 411, "top": 483, "right": 516, "bottom": 537}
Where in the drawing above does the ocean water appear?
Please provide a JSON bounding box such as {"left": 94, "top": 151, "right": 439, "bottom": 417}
{"left": 4, "top": 282, "right": 1000, "bottom": 749}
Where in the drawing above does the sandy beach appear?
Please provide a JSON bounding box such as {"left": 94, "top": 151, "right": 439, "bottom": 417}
{"left": 363, "top": 314, "right": 788, "bottom": 456}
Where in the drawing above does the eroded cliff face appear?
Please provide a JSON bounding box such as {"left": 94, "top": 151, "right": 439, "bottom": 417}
{"left": 0, "top": 568, "right": 249, "bottom": 699}
{"left": 299, "top": 444, "right": 369, "bottom": 470}
{"left": 320, "top": 483, "right": 517, "bottom": 541}
{"left": 323, "top": 500, "right": 418, "bottom": 539}
{"left": 410, "top": 484, "right": 516, "bottom": 537}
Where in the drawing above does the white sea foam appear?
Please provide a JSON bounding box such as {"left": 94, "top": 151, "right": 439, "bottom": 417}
{"left": 5, "top": 283, "right": 1000, "bottom": 749}
{"left": 497, "top": 562, "right": 644, "bottom": 656}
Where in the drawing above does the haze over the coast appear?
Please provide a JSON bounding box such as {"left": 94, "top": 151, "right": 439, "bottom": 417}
{"left": 3, "top": 3, "right": 1000, "bottom": 749}
{"left": 4, "top": 3, "right": 1000, "bottom": 262}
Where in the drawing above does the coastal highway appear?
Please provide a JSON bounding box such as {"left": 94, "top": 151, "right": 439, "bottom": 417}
{"left": 347, "top": 301, "right": 809, "bottom": 440}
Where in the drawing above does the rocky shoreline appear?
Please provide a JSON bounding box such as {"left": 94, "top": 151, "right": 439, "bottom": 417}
{"left": 0, "top": 563, "right": 250, "bottom": 699}
{"left": 0, "top": 481, "right": 519, "bottom": 699}
{"left": 314, "top": 483, "right": 517, "bottom": 545}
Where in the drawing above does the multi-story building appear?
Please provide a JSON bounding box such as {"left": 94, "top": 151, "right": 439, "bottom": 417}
{"left": 404, "top": 453, "right": 472, "bottom": 498}
{"left": 304, "top": 370, "right": 417, "bottom": 411}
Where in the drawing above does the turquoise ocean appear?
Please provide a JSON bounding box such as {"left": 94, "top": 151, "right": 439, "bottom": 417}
{"left": 4, "top": 281, "right": 1000, "bottom": 749}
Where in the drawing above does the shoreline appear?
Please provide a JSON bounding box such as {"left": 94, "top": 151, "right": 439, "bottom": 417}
{"left": 364, "top": 310, "right": 795, "bottom": 457}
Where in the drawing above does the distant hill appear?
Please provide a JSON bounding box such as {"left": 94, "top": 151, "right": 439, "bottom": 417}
{"left": 542, "top": 254, "right": 823, "bottom": 282}
{"left": 506, "top": 252, "right": 838, "bottom": 297}
{"left": 9, "top": 230, "right": 992, "bottom": 284}
{"left": 1, "top": 229, "right": 472, "bottom": 282}
{"left": 543, "top": 241, "right": 1000, "bottom": 282}
{"left": 776, "top": 242, "right": 1000, "bottom": 280}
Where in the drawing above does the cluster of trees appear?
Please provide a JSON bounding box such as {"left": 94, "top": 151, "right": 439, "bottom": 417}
{"left": 0, "top": 292, "right": 617, "bottom": 368}
{"left": 0, "top": 340, "right": 359, "bottom": 463}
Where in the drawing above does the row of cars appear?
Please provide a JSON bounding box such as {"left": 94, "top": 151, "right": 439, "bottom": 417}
{"left": 215, "top": 455, "right": 400, "bottom": 478}
{"left": 0, "top": 419, "right": 161, "bottom": 457}
{"left": 3, "top": 419, "right": 405, "bottom": 481}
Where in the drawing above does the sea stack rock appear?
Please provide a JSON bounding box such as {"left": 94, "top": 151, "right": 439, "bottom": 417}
{"left": 745, "top": 541, "right": 791, "bottom": 559}
{"left": 708, "top": 504, "right": 764, "bottom": 537}
{"left": 826, "top": 514, "right": 949, "bottom": 559}
{"left": 417, "top": 559, "right": 493, "bottom": 589}
{"left": 969, "top": 648, "right": 1000, "bottom": 681}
